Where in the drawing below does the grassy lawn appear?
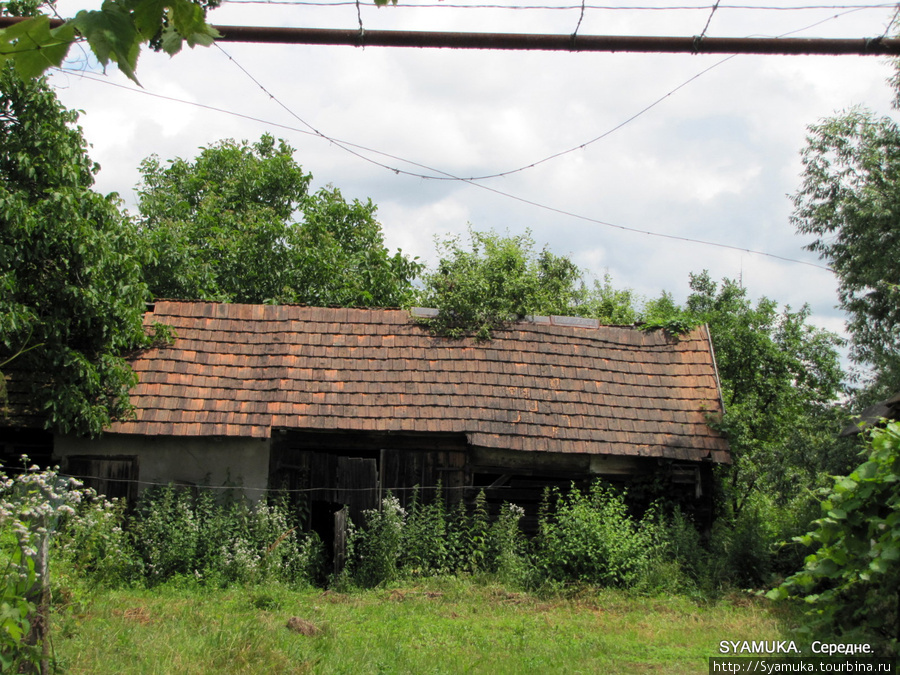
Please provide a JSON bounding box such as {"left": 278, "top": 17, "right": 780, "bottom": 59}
{"left": 51, "top": 579, "right": 796, "bottom": 674}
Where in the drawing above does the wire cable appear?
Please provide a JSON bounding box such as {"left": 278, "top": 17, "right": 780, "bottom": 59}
{"left": 698, "top": 0, "right": 722, "bottom": 38}
{"left": 218, "top": 1, "right": 897, "bottom": 11}
{"left": 56, "top": 66, "right": 833, "bottom": 271}
{"left": 56, "top": 3, "right": 875, "bottom": 273}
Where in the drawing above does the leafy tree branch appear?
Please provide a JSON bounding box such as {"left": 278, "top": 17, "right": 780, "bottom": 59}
{"left": 0, "top": 0, "right": 220, "bottom": 83}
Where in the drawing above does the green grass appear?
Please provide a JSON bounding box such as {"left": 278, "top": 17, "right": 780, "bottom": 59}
{"left": 51, "top": 578, "right": 796, "bottom": 674}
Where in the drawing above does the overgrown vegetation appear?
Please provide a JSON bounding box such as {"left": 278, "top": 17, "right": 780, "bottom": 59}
{"left": 0, "top": 465, "right": 804, "bottom": 669}
{"left": 1, "top": 441, "right": 894, "bottom": 666}
{"left": 416, "top": 229, "right": 592, "bottom": 340}
{"left": 57, "top": 483, "right": 325, "bottom": 590}
{"left": 339, "top": 481, "right": 798, "bottom": 597}
{"left": 769, "top": 421, "right": 900, "bottom": 656}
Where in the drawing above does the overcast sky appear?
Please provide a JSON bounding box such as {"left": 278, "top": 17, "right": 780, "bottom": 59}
{"left": 47, "top": 0, "right": 900, "bottom": 345}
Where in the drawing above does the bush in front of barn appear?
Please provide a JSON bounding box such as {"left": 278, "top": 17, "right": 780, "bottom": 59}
{"left": 53, "top": 477, "right": 791, "bottom": 595}
{"left": 56, "top": 483, "right": 326, "bottom": 589}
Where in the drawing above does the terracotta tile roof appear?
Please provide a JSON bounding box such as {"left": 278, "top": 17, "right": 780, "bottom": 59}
{"left": 104, "top": 301, "right": 729, "bottom": 463}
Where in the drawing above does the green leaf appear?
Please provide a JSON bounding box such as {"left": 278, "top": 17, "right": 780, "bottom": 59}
{"left": 835, "top": 476, "right": 858, "bottom": 492}
{"left": 72, "top": 2, "right": 141, "bottom": 83}
{"left": 132, "top": 0, "right": 166, "bottom": 41}
{"left": 185, "top": 22, "right": 218, "bottom": 48}
{"left": 870, "top": 557, "right": 890, "bottom": 574}
{"left": 158, "top": 25, "right": 182, "bottom": 55}
{"left": 854, "top": 461, "right": 879, "bottom": 480}
{"left": 880, "top": 544, "right": 900, "bottom": 561}
{"left": 0, "top": 16, "right": 76, "bottom": 78}
{"left": 169, "top": 0, "right": 202, "bottom": 32}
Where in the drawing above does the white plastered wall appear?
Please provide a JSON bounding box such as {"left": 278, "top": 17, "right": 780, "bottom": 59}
{"left": 54, "top": 433, "right": 271, "bottom": 501}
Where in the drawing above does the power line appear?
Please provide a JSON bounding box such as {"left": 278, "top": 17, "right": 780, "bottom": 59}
{"left": 58, "top": 472, "right": 500, "bottom": 494}
{"left": 217, "top": 1, "right": 897, "bottom": 10}
{"left": 40, "top": 2, "right": 875, "bottom": 274}
{"left": 206, "top": 5, "right": 880, "bottom": 184}
{"left": 56, "top": 67, "right": 833, "bottom": 272}
{"left": 698, "top": 0, "right": 723, "bottom": 38}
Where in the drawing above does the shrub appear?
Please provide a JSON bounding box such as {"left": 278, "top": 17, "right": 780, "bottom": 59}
{"left": 444, "top": 498, "right": 471, "bottom": 573}
{"left": 127, "top": 484, "right": 322, "bottom": 587}
{"left": 465, "top": 489, "right": 491, "bottom": 574}
{"left": 348, "top": 493, "right": 406, "bottom": 588}
{"left": 768, "top": 421, "right": 900, "bottom": 655}
{"left": 401, "top": 486, "right": 448, "bottom": 576}
{"left": 131, "top": 484, "right": 201, "bottom": 582}
{"left": 488, "top": 502, "right": 531, "bottom": 586}
{"left": 0, "top": 460, "right": 99, "bottom": 672}
{"left": 54, "top": 493, "right": 141, "bottom": 587}
{"left": 534, "top": 482, "right": 660, "bottom": 588}
{"left": 642, "top": 507, "right": 706, "bottom": 595}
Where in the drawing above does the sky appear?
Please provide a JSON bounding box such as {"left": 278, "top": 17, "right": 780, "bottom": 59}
{"left": 46, "top": 0, "right": 900, "bottom": 346}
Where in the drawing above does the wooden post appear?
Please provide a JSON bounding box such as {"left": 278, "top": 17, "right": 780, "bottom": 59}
{"left": 333, "top": 506, "right": 348, "bottom": 578}
{"left": 22, "top": 526, "right": 49, "bottom": 675}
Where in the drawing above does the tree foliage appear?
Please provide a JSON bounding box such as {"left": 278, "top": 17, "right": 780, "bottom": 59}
{"left": 418, "top": 229, "right": 638, "bottom": 339}
{"left": 656, "top": 273, "right": 847, "bottom": 515}
{"left": 0, "top": 0, "right": 220, "bottom": 83}
{"left": 0, "top": 68, "right": 149, "bottom": 435}
{"left": 769, "top": 421, "right": 900, "bottom": 654}
{"left": 136, "top": 135, "right": 421, "bottom": 307}
{"left": 792, "top": 101, "right": 900, "bottom": 401}
{"left": 0, "top": 0, "right": 404, "bottom": 83}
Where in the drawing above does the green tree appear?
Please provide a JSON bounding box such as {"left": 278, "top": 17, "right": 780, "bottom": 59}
{"left": 418, "top": 229, "right": 637, "bottom": 339}
{"left": 792, "top": 98, "right": 900, "bottom": 402}
{"left": 0, "top": 68, "right": 150, "bottom": 435}
{"left": 657, "top": 273, "right": 846, "bottom": 516}
{"left": 768, "top": 421, "right": 900, "bottom": 654}
{"left": 137, "top": 135, "right": 421, "bottom": 307}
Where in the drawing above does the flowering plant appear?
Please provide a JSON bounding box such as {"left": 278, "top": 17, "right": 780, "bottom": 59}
{"left": 0, "top": 458, "right": 93, "bottom": 672}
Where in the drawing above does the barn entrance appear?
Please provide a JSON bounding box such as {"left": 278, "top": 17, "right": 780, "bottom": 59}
{"left": 268, "top": 430, "right": 469, "bottom": 570}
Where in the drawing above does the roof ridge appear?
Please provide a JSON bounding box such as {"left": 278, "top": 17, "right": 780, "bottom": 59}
{"left": 408, "top": 307, "right": 639, "bottom": 331}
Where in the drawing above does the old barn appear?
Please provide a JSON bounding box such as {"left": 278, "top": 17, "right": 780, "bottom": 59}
{"left": 5, "top": 301, "right": 729, "bottom": 535}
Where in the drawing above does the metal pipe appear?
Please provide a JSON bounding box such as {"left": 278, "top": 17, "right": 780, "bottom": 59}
{"left": 213, "top": 25, "right": 900, "bottom": 55}
{"left": 2, "top": 16, "right": 898, "bottom": 55}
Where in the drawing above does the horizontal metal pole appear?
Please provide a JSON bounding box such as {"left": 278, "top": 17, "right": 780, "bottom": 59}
{"left": 213, "top": 25, "right": 900, "bottom": 55}
{"left": 2, "top": 16, "right": 898, "bottom": 55}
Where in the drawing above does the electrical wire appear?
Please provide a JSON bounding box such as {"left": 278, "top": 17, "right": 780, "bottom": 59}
{"left": 55, "top": 66, "right": 833, "bottom": 271}
{"left": 218, "top": 1, "right": 896, "bottom": 11}
{"left": 51, "top": 1, "right": 885, "bottom": 273}
{"left": 213, "top": 46, "right": 816, "bottom": 268}
{"left": 57, "top": 472, "right": 507, "bottom": 494}
{"left": 698, "top": 0, "right": 722, "bottom": 38}
{"left": 212, "top": 2, "right": 893, "bottom": 183}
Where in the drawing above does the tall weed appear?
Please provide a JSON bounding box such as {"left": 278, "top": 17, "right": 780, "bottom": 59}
{"left": 83, "top": 484, "right": 326, "bottom": 588}
{"left": 535, "top": 483, "right": 660, "bottom": 588}
{"left": 347, "top": 493, "right": 406, "bottom": 587}
{"left": 487, "top": 502, "right": 531, "bottom": 585}
{"left": 401, "top": 485, "right": 448, "bottom": 575}
{"left": 54, "top": 493, "right": 141, "bottom": 586}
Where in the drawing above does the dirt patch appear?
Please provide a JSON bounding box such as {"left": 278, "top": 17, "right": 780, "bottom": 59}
{"left": 320, "top": 590, "right": 349, "bottom": 604}
{"left": 113, "top": 606, "right": 154, "bottom": 625}
{"left": 286, "top": 617, "right": 321, "bottom": 636}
